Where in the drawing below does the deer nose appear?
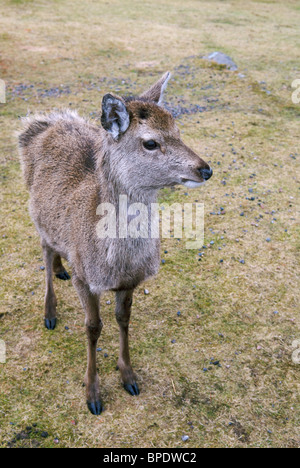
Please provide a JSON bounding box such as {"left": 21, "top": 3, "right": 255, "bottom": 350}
{"left": 199, "top": 167, "right": 213, "bottom": 181}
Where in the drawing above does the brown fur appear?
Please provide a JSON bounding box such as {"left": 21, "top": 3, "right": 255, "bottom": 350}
{"left": 18, "top": 73, "right": 212, "bottom": 414}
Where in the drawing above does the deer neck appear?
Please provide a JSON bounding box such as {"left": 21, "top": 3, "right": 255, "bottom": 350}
{"left": 98, "top": 152, "right": 159, "bottom": 207}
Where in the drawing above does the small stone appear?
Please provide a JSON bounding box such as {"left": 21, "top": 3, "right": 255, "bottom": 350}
{"left": 182, "top": 435, "right": 189, "bottom": 442}
{"left": 144, "top": 289, "right": 149, "bottom": 295}
{"left": 203, "top": 51, "right": 238, "bottom": 71}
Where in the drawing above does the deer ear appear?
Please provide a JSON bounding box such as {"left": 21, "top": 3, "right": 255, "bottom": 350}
{"left": 101, "top": 94, "right": 130, "bottom": 140}
{"left": 140, "top": 71, "right": 171, "bottom": 106}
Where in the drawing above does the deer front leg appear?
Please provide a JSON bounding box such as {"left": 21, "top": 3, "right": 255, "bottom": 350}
{"left": 73, "top": 275, "right": 103, "bottom": 415}
{"left": 115, "top": 290, "right": 140, "bottom": 396}
{"left": 42, "top": 243, "right": 57, "bottom": 330}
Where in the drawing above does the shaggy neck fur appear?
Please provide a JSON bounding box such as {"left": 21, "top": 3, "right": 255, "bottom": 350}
{"left": 98, "top": 139, "right": 159, "bottom": 206}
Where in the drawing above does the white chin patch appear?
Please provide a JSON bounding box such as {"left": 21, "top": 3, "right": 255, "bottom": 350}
{"left": 182, "top": 181, "right": 205, "bottom": 188}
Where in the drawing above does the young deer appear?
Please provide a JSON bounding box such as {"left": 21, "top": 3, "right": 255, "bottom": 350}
{"left": 19, "top": 73, "right": 213, "bottom": 415}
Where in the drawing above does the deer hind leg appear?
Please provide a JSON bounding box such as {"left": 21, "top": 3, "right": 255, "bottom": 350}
{"left": 115, "top": 290, "right": 140, "bottom": 396}
{"left": 42, "top": 243, "right": 58, "bottom": 330}
{"left": 72, "top": 275, "right": 103, "bottom": 415}
{"left": 53, "top": 253, "right": 71, "bottom": 281}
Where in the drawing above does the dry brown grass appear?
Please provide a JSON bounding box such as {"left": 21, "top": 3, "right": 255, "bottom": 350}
{"left": 0, "top": 0, "right": 299, "bottom": 448}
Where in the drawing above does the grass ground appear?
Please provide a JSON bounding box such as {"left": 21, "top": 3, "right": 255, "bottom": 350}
{"left": 0, "top": 0, "right": 299, "bottom": 448}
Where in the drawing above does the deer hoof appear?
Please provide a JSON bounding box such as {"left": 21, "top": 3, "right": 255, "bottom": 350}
{"left": 44, "top": 318, "right": 57, "bottom": 330}
{"left": 55, "top": 271, "right": 71, "bottom": 281}
{"left": 124, "top": 382, "right": 140, "bottom": 396}
{"left": 87, "top": 400, "right": 103, "bottom": 415}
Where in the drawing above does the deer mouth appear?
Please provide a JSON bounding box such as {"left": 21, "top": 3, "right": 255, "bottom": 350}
{"left": 180, "top": 178, "right": 206, "bottom": 188}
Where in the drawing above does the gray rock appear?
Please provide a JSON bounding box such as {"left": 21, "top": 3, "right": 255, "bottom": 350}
{"left": 203, "top": 52, "right": 238, "bottom": 71}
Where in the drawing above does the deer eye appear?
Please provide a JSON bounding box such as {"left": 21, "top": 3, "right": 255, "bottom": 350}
{"left": 143, "top": 140, "right": 158, "bottom": 151}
